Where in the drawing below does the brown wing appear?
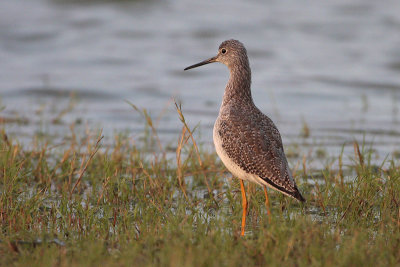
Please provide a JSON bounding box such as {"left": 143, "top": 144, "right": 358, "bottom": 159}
{"left": 217, "top": 107, "right": 304, "bottom": 201}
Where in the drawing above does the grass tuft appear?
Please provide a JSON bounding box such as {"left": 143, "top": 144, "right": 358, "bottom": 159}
{"left": 0, "top": 108, "right": 400, "bottom": 266}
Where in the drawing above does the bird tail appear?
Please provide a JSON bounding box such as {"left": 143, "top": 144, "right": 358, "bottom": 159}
{"left": 290, "top": 188, "right": 305, "bottom": 203}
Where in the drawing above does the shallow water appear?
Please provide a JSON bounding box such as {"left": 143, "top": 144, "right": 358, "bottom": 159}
{"left": 1, "top": 0, "right": 400, "bottom": 165}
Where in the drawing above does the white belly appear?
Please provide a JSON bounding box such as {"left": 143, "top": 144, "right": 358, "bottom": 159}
{"left": 213, "top": 121, "right": 264, "bottom": 186}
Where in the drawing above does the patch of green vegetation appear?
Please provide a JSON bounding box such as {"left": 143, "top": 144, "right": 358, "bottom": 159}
{"left": 0, "top": 108, "right": 399, "bottom": 267}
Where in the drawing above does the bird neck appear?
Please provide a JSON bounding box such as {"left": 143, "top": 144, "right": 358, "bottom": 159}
{"left": 222, "top": 63, "right": 253, "bottom": 107}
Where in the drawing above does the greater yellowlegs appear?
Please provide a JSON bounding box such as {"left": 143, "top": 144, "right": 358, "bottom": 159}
{"left": 184, "top": 39, "right": 305, "bottom": 236}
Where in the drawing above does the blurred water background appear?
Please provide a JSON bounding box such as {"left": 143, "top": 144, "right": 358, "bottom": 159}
{"left": 1, "top": 0, "right": 400, "bottom": 164}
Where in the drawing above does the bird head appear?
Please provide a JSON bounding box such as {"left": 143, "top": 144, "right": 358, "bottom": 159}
{"left": 184, "top": 39, "right": 248, "bottom": 71}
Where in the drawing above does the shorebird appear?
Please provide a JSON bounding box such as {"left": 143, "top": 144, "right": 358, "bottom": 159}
{"left": 184, "top": 39, "right": 305, "bottom": 236}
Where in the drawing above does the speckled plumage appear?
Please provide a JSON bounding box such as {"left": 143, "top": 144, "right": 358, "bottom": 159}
{"left": 185, "top": 39, "right": 304, "bottom": 202}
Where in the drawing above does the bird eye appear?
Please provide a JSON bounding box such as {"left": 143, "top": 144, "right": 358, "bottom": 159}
{"left": 221, "top": 48, "right": 226, "bottom": 54}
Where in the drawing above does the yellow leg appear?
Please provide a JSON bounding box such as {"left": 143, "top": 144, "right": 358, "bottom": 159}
{"left": 240, "top": 180, "right": 248, "bottom": 236}
{"left": 263, "top": 185, "right": 271, "bottom": 223}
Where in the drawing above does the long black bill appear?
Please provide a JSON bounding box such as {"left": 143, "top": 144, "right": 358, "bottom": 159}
{"left": 184, "top": 56, "right": 218, "bottom": 71}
